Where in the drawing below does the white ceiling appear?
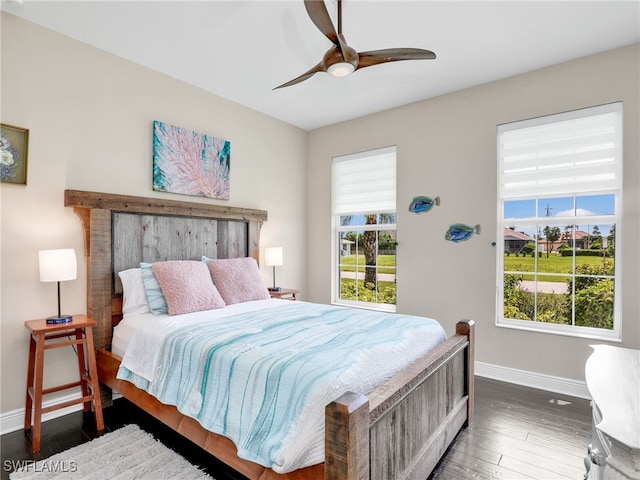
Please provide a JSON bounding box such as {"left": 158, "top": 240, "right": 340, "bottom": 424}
{"left": 2, "top": 1, "right": 639, "bottom": 131}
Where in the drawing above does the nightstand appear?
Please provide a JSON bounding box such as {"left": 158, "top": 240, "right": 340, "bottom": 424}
{"left": 269, "top": 288, "right": 299, "bottom": 300}
{"left": 24, "top": 315, "right": 104, "bottom": 452}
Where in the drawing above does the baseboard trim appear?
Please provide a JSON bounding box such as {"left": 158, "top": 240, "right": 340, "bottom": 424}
{"left": 1, "top": 392, "right": 84, "bottom": 436}
{"left": 475, "top": 361, "right": 591, "bottom": 400}
{"left": 1, "top": 364, "right": 589, "bottom": 435}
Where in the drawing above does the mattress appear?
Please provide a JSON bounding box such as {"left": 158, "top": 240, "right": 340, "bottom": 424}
{"left": 113, "top": 300, "right": 447, "bottom": 473}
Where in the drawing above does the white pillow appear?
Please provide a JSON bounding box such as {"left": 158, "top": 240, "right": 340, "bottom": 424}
{"left": 118, "top": 268, "right": 151, "bottom": 316}
{"left": 140, "top": 262, "right": 169, "bottom": 315}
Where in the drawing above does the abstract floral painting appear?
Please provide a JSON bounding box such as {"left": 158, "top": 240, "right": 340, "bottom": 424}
{"left": 153, "top": 120, "right": 230, "bottom": 200}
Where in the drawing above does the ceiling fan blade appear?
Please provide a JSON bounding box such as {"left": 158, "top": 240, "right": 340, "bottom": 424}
{"left": 357, "top": 48, "right": 436, "bottom": 70}
{"left": 304, "top": 0, "right": 339, "bottom": 46}
{"left": 303, "top": 1, "right": 356, "bottom": 69}
{"left": 273, "top": 63, "right": 325, "bottom": 90}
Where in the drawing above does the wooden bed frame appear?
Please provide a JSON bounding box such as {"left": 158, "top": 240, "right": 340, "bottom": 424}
{"left": 65, "top": 189, "right": 475, "bottom": 480}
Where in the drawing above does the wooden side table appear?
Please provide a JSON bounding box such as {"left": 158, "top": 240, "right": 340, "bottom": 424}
{"left": 269, "top": 288, "right": 299, "bottom": 300}
{"left": 24, "top": 314, "right": 104, "bottom": 452}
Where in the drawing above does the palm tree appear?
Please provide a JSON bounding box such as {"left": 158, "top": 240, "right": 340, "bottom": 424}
{"left": 363, "top": 213, "right": 395, "bottom": 290}
{"left": 543, "top": 226, "right": 561, "bottom": 257}
{"left": 590, "top": 225, "right": 602, "bottom": 249}
{"left": 363, "top": 215, "right": 378, "bottom": 288}
{"left": 563, "top": 225, "right": 573, "bottom": 246}
{"left": 343, "top": 213, "right": 396, "bottom": 291}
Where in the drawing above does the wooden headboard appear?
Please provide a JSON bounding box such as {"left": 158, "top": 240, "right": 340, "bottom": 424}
{"left": 64, "top": 190, "right": 267, "bottom": 354}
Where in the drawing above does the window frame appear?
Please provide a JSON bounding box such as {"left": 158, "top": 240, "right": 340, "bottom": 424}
{"left": 332, "top": 146, "right": 397, "bottom": 312}
{"left": 496, "top": 103, "right": 622, "bottom": 341}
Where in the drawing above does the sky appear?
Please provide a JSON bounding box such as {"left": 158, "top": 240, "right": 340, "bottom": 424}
{"left": 504, "top": 194, "right": 615, "bottom": 238}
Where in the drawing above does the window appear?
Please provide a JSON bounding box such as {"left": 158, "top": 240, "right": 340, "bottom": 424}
{"left": 333, "top": 146, "right": 397, "bottom": 311}
{"left": 497, "top": 103, "right": 622, "bottom": 340}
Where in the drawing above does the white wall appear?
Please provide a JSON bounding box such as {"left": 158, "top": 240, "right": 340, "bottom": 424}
{"left": 306, "top": 44, "right": 640, "bottom": 382}
{"left": 0, "top": 13, "right": 308, "bottom": 417}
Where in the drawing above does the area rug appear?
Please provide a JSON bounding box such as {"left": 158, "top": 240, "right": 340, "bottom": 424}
{"left": 10, "top": 424, "right": 212, "bottom": 480}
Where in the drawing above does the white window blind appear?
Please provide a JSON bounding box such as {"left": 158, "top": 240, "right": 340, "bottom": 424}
{"left": 498, "top": 102, "right": 622, "bottom": 199}
{"left": 333, "top": 146, "right": 396, "bottom": 215}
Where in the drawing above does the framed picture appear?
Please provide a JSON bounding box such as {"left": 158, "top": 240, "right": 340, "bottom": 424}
{"left": 153, "top": 120, "right": 230, "bottom": 200}
{"left": 1, "top": 123, "right": 29, "bottom": 185}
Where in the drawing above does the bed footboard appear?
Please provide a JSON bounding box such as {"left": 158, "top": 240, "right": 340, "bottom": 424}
{"left": 325, "top": 319, "right": 474, "bottom": 480}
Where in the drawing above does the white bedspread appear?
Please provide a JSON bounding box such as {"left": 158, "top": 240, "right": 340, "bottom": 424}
{"left": 114, "top": 300, "right": 446, "bottom": 473}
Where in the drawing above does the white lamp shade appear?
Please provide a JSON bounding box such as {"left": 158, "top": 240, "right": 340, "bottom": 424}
{"left": 264, "top": 247, "right": 283, "bottom": 267}
{"left": 39, "top": 249, "right": 77, "bottom": 282}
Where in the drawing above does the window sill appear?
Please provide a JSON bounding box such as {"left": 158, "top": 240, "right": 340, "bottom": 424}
{"left": 332, "top": 299, "right": 396, "bottom": 313}
{"left": 496, "top": 318, "right": 621, "bottom": 342}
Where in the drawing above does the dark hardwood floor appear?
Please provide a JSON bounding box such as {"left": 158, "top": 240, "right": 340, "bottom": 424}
{"left": 1, "top": 377, "right": 591, "bottom": 480}
{"left": 430, "top": 377, "right": 591, "bottom": 479}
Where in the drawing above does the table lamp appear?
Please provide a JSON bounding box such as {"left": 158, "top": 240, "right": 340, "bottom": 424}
{"left": 265, "top": 247, "right": 283, "bottom": 291}
{"left": 39, "top": 248, "right": 77, "bottom": 324}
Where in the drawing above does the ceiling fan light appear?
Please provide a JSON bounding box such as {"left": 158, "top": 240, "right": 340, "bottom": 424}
{"left": 327, "top": 62, "right": 355, "bottom": 78}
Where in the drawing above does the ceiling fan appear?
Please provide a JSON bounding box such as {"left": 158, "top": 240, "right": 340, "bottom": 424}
{"left": 274, "top": 0, "right": 436, "bottom": 89}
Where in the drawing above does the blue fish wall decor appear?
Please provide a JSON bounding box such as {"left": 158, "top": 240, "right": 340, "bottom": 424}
{"left": 408, "top": 196, "right": 440, "bottom": 214}
{"left": 445, "top": 223, "right": 481, "bottom": 243}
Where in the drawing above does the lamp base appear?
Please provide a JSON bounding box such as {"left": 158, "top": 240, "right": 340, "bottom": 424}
{"left": 46, "top": 315, "right": 73, "bottom": 324}
{"left": 268, "top": 287, "right": 281, "bottom": 292}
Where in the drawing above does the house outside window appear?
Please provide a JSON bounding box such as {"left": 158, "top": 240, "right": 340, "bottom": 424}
{"left": 497, "top": 102, "right": 622, "bottom": 340}
{"left": 332, "top": 146, "right": 397, "bottom": 312}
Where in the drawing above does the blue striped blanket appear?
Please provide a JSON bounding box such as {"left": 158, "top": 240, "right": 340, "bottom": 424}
{"left": 117, "top": 301, "right": 446, "bottom": 473}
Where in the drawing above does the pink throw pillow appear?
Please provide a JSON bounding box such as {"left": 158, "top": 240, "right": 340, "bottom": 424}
{"left": 152, "top": 260, "right": 226, "bottom": 315}
{"left": 206, "top": 257, "right": 271, "bottom": 305}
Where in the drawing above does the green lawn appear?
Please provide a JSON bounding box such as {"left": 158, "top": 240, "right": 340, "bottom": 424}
{"left": 504, "top": 253, "right": 612, "bottom": 282}
{"left": 339, "top": 254, "right": 396, "bottom": 274}
{"left": 339, "top": 253, "right": 612, "bottom": 282}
